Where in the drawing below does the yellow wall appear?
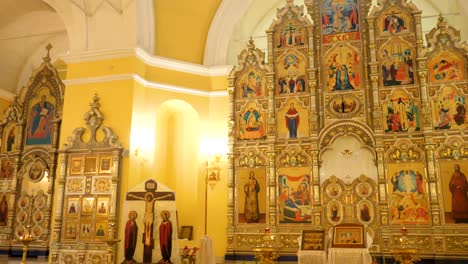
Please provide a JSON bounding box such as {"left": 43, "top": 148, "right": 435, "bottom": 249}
{"left": 62, "top": 55, "right": 229, "bottom": 259}
{"left": 154, "top": 0, "right": 222, "bottom": 64}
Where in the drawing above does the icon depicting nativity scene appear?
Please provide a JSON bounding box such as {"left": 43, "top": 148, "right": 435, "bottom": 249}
{"left": 0, "top": 0, "right": 466, "bottom": 263}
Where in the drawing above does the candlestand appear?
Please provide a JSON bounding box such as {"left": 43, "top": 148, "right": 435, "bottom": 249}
{"left": 393, "top": 227, "right": 421, "bottom": 264}
{"left": 19, "top": 233, "right": 35, "bottom": 264}
{"left": 252, "top": 227, "right": 280, "bottom": 264}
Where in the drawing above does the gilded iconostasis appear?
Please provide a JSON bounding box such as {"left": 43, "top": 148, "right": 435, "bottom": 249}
{"left": 228, "top": 0, "right": 468, "bottom": 259}
{"left": 0, "top": 46, "right": 64, "bottom": 252}
{"left": 0, "top": 0, "right": 467, "bottom": 262}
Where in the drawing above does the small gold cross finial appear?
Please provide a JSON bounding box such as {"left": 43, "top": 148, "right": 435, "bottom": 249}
{"left": 43, "top": 43, "right": 53, "bottom": 62}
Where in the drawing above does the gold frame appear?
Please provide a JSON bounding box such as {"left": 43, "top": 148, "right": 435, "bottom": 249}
{"left": 179, "top": 225, "right": 193, "bottom": 240}
{"left": 29, "top": 161, "right": 44, "bottom": 181}
{"left": 66, "top": 197, "right": 79, "bottom": 217}
{"left": 81, "top": 197, "right": 95, "bottom": 216}
{"left": 70, "top": 156, "right": 83, "bottom": 175}
{"left": 79, "top": 220, "right": 94, "bottom": 240}
{"left": 84, "top": 156, "right": 97, "bottom": 174}
{"left": 301, "top": 230, "right": 325, "bottom": 251}
{"left": 332, "top": 224, "right": 366, "bottom": 248}
{"left": 94, "top": 221, "right": 108, "bottom": 239}
{"left": 99, "top": 155, "right": 112, "bottom": 174}
{"left": 96, "top": 196, "right": 110, "bottom": 216}
{"left": 64, "top": 221, "right": 77, "bottom": 240}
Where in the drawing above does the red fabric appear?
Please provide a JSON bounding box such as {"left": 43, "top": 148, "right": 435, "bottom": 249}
{"left": 285, "top": 108, "right": 300, "bottom": 129}
{"left": 450, "top": 170, "right": 468, "bottom": 219}
{"left": 159, "top": 221, "right": 172, "bottom": 248}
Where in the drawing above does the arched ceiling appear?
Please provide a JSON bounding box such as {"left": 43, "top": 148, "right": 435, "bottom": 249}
{"left": 0, "top": 0, "right": 68, "bottom": 99}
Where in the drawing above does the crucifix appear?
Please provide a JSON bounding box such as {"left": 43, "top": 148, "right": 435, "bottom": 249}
{"left": 126, "top": 179, "right": 175, "bottom": 263}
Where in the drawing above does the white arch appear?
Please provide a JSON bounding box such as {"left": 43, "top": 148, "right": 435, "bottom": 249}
{"left": 42, "top": 0, "right": 86, "bottom": 51}
{"left": 203, "top": 0, "right": 254, "bottom": 66}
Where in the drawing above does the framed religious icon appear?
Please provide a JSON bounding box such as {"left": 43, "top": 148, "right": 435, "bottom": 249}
{"left": 332, "top": 224, "right": 366, "bottom": 248}
{"left": 3, "top": 125, "right": 16, "bottom": 153}
{"left": 32, "top": 225, "right": 42, "bottom": 238}
{"left": 81, "top": 197, "right": 94, "bottom": 216}
{"left": 33, "top": 211, "right": 44, "bottom": 224}
{"left": 0, "top": 158, "right": 13, "bottom": 179}
{"left": 64, "top": 221, "right": 77, "bottom": 240}
{"left": 70, "top": 156, "right": 83, "bottom": 175}
{"left": 66, "top": 197, "right": 79, "bottom": 216}
{"left": 301, "top": 230, "right": 325, "bottom": 250}
{"left": 17, "top": 211, "right": 27, "bottom": 224}
{"left": 79, "top": 220, "right": 94, "bottom": 240}
{"left": 99, "top": 155, "right": 112, "bottom": 174}
{"left": 94, "top": 221, "right": 107, "bottom": 239}
{"left": 179, "top": 226, "right": 193, "bottom": 240}
{"left": 15, "top": 225, "right": 26, "bottom": 239}
{"left": 29, "top": 162, "right": 44, "bottom": 181}
{"left": 17, "top": 196, "right": 29, "bottom": 209}
{"left": 0, "top": 194, "right": 9, "bottom": 226}
{"left": 84, "top": 156, "right": 97, "bottom": 174}
{"left": 96, "top": 196, "right": 110, "bottom": 216}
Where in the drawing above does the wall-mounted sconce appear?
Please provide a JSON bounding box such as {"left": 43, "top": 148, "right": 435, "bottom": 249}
{"left": 206, "top": 155, "right": 221, "bottom": 189}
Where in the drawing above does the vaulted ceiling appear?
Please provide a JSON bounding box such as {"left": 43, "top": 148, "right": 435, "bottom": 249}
{"left": 0, "top": 0, "right": 466, "bottom": 100}
{"left": 0, "top": 0, "right": 67, "bottom": 99}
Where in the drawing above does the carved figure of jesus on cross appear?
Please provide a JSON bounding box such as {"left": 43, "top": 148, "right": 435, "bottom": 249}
{"left": 126, "top": 180, "right": 175, "bottom": 263}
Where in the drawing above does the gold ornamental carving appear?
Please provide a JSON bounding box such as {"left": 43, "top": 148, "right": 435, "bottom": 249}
{"left": 237, "top": 150, "right": 266, "bottom": 167}
{"left": 279, "top": 234, "right": 300, "bottom": 248}
{"left": 93, "top": 178, "right": 111, "bottom": 192}
{"left": 67, "top": 179, "right": 84, "bottom": 193}
{"left": 320, "top": 123, "right": 374, "bottom": 149}
{"left": 388, "top": 145, "right": 421, "bottom": 162}
{"left": 435, "top": 137, "right": 468, "bottom": 159}
{"left": 236, "top": 234, "right": 263, "bottom": 248}
{"left": 446, "top": 236, "right": 468, "bottom": 251}
{"left": 277, "top": 146, "right": 310, "bottom": 167}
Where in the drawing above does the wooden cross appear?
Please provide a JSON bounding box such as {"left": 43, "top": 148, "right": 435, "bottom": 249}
{"left": 126, "top": 179, "right": 175, "bottom": 263}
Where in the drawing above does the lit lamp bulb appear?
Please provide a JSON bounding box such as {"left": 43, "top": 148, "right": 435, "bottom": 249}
{"left": 400, "top": 226, "right": 408, "bottom": 249}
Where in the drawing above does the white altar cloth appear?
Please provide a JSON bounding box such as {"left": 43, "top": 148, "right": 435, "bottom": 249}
{"left": 327, "top": 247, "right": 372, "bottom": 264}
{"left": 198, "top": 236, "right": 216, "bottom": 264}
{"left": 297, "top": 250, "right": 327, "bottom": 264}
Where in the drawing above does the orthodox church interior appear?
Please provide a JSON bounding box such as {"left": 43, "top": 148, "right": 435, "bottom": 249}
{"left": 0, "top": 0, "right": 467, "bottom": 263}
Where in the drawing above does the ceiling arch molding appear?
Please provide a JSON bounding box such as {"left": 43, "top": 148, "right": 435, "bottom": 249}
{"left": 203, "top": 0, "right": 254, "bottom": 66}
{"left": 41, "top": 0, "right": 86, "bottom": 51}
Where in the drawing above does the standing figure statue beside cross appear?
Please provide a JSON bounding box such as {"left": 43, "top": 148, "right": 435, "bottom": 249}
{"left": 126, "top": 180, "right": 175, "bottom": 264}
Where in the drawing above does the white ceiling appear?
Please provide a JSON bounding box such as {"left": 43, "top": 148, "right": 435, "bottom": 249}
{"left": 0, "top": 0, "right": 466, "bottom": 99}
{"left": 0, "top": 0, "right": 67, "bottom": 98}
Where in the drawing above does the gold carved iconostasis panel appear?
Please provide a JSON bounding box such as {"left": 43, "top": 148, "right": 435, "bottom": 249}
{"left": 321, "top": 176, "right": 379, "bottom": 238}
{"left": 50, "top": 95, "right": 123, "bottom": 264}
{"left": 316, "top": 0, "right": 372, "bottom": 127}
{"left": 420, "top": 12, "right": 467, "bottom": 132}
{"left": 434, "top": 136, "right": 468, "bottom": 225}
{"left": 227, "top": 0, "right": 468, "bottom": 259}
{"left": 0, "top": 45, "right": 64, "bottom": 251}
